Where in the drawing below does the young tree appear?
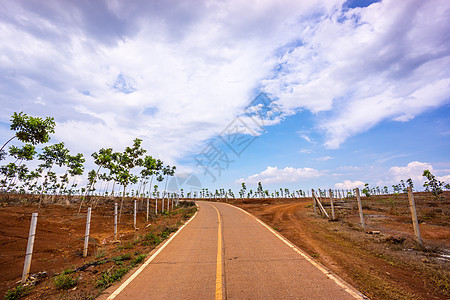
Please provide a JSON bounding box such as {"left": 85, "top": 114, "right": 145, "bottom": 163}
{"left": 1, "top": 112, "right": 55, "bottom": 153}
{"left": 423, "top": 170, "right": 447, "bottom": 200}
{"left": 66, "top": 153, "right": 85, "bottom": 197}
{"left": 240, "top": 182, "right": 246, "bottom": 199}
{"left": 362, "top": 183, "right": 371, "bottom": 197}
{"left": 257, "top": 182, "right": 264, "bottom": 198}
{"left": 37, "top": 142, "right": 69, "bottom": 208}
{"left": 115, "top": 139, "right": 146, "bottom": 221}
{"left": 406, "top": 178, "right": 414, "bottom": 191}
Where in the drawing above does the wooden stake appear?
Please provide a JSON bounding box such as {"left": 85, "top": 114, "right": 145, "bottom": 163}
{"left": 146, "top": 198, "right": 149, "bottom": 222}
{"left": 329, "top": 189, "right": 335, "bottom": 220}
{"left": 312, "top": 189, "right": 317, "bottom": 216}
{"left": 22, "top": 213, "right": 38, "bottom": 283}
{"left": 407, "top": 187, "right": 423, "bottom": 245}
{"left": 355, "top": 188, "right": 366, "bottom": 231}
{"left": 114, "top": 203, "right": 118, "bottom": 241}
{"left": 83, "top": 208, "right": 92, "bottom": 257}
{"left": 134, "top": 200, "right": 137, "bottom": 230}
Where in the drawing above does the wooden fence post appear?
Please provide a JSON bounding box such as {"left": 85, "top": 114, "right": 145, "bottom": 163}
{"left": 312, "top": 189, "right": 317, "bottom": 216}
{"left": 114, "top": 203, "right": 118, "bottom": 241}
{"left": 146, "top": 198, "right": 149, "bottom": 222}
{"left": 22, "top": 213, "right": 38, "bottom": 283}
{"left": 83, "top": 207, "right": 92, "bottom": 257}
{"left": 329, "top": 189, "right": 335, "bottom": 220}
{"left": 407, "top": 187, "right": 423, "bottom": 245}
{"left": 355, "top": 188, "right": 366, "bottom": 232}
{"left": 134, "top": 200, "right": 137, "bottom": 230}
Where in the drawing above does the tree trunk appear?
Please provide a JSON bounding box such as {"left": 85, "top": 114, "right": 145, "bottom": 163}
{"left": 0, "top": 135, "right": 16, "bottom": 152}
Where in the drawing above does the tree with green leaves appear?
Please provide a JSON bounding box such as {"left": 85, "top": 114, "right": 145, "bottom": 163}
{"left": 1, "top": 112, "right": 56, "bottom": 155}
{"left": 1, "top": 144, "right": 36, "bottom": 192}
{"left": 240, "top": 182, "right": 246, "bottom": 198}
{"left": 362, "top": 183, "right": 370, "bottom": 197}
{"left": 406, "top": 178, "right": 414, "bottom": 191}
{"left": 37, "top": 142, "right": 69, "bottom": 208}
{"left": 77, "top": 148, "right": 113, "bottom": 212}
{"left": 114, "top": 139, "right": 146, "bottom": 221}
{"left": 423, "top": 170, "right": 447, "bottom": 200}
{"left": 66, "top": 153, "right": 85, "bottom": 197}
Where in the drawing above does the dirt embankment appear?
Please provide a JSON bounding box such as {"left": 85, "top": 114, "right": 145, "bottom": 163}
{"left": 0, "top": 197, "right": 196, "bottom": 299}
{"left": 229, "top": 192, "right": 449, "bottom": 299}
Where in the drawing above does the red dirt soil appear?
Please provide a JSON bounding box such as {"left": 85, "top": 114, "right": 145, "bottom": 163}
{"left": 0, "top": 197, "right": 195, "bottom": 299}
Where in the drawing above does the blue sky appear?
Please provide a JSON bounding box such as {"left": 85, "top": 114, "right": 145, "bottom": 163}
{"left": 1, "top": 0, "right": 449, "bottom": 194}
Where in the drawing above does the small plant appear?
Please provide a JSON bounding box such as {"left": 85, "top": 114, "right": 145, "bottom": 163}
{"left": 159, "top": 225, "right": 177, "bottom": 239}
{"left": 96, "top": 267, "right": 129, "bottom": 289}
{"left": 61, "top": 268, "right": 75, "bottom": 275}
{"left": 95, "top": 250, "right": 106, "bottom": 259}
{"left": 143, "top": 233, "right": 162, "bottom": 246}
{"left": 112, "top": 253, "right": 131, "bottom": 263}
{"left": 53, "top": 273, "right": 77, "bottom": 290}
{"left": 131, "top": 254, "right": 146, "bottom": 267}
{"left": 4, "top": 285, "right": 32, "bottom": 300}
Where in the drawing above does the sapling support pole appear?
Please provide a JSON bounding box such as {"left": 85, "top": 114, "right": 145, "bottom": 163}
{"left": 146, "top": 198, "right": 149, "bottom": 222}
{"left": 407, "top": 187, "right": 423, "bottom": 245}
{"left": 114, "top": 203, "right": 118, "bottom": 241}
{"left": 355, "top": 188, "right": 366, "bottom": 232}
{"left": 83, "top": 207, "right": 92, "bottom": 257}
{"left": 311, "top": 189, "right": 317, "bottom": 216}
{"left": 155, "top": 198, "right": 158, "bottom": 215}
{"left": 329, "top": 189, "right": 335, "bottom": 220}
{"left": 134, "top": 200, "right": 137, "bottom": 230}
{"left": 22, "top": 213, "right": 38, "bottom": 284}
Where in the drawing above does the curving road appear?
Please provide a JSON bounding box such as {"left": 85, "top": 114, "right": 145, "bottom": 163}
{"left": 100, "top": 201, "right": 364, "bottom": 299}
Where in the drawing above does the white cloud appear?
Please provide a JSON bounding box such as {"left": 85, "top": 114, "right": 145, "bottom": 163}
{"left": 316, "top": 156, "right": 333, "bottom": 161}
{"left": 437, "top": 175, "right": 450, "bottom": 183}
{"left": 262, "top": 0, "right": 450, "bottom": 148}
{"left": 0, "top": 0, "right": 339, "bottom": 168}
{"left": 389, "top": 161, "right": 432, "bottom": 186}
{"left": 0, "top": 0, "right": 449, "bottom": 184}
{"left": 335, "top": 180, "right": 365, "bottom": 189}
{"left": 238, "top": 166, "right": 321, "bottom": 184}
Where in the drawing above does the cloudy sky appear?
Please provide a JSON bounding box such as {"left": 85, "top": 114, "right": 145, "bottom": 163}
{"left": 1, "top": 0, "right": 449, "bottom": 194}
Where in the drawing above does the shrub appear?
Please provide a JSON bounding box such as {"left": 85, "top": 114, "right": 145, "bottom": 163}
{"left": 53, "top": 273, "right": 77, "bottom": 290}
{"left": 131, "top": 254, "right": 146, "bottom": 267}
{"left": 112, "top": 254, "right": 131, "bottom": 264}
{"left": 4, "top": 285, "right": 32, "bottom": 300}
{"left": 96, "top": 267, "right": 129, "bottom": 289}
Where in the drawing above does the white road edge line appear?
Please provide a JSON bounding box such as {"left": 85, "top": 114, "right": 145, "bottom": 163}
{"left": 224, "top": 203, "right": 366, "bottom": 300}
{"left": 106, "top": 203, "right": 200, "bottom": 299}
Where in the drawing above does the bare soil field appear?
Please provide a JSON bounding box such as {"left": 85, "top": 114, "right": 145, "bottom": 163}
{"left": 226, "top": 191, "right": 450, "bottom": 299}
{"left": 0, "top": 195, "right": 196, "bottom": 299}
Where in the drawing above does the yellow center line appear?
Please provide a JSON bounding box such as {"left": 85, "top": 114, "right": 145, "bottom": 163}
{"left": 212, "top": 205, "right": 223, "bottom": 300}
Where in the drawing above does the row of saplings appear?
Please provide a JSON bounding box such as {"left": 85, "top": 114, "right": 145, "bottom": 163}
{"left": 0, "top": 112, "right": 179, "bottom": 214}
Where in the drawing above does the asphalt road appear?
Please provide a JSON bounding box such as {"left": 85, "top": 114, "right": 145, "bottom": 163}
{"left": 101, "top": 201, "right": 364, "bottom": 299}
